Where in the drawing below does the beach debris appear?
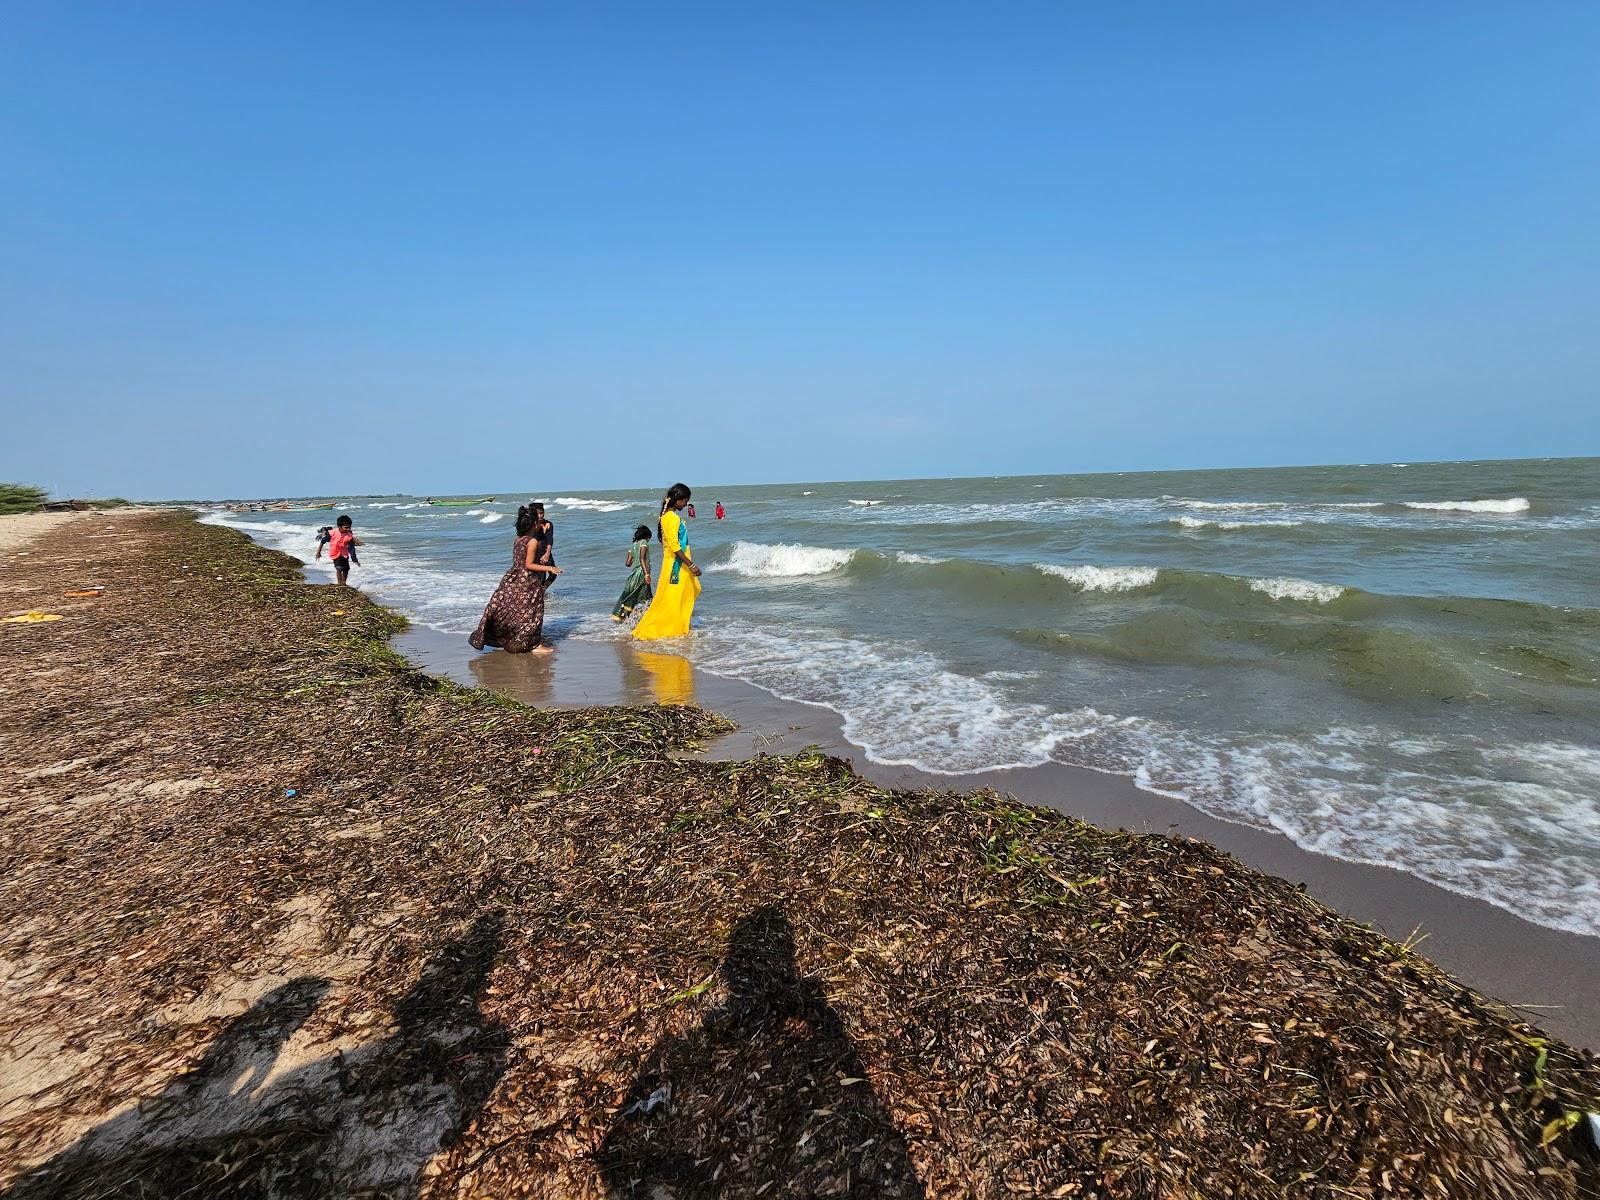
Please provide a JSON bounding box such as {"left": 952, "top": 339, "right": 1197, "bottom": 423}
{"left": 284, "top": 788, "right": 298, "bottom": 797}
{"left": 3, "top": 610, "right": 63, "bottom": 623}
{"left": 619, "top": 1085, "right": 671, "bottom": 1118}
{"left": 63, "top": 588, "right": 103, "bottom": 598}
{"left": 0, "top": 511, "right": 1596, "bottom": 1200}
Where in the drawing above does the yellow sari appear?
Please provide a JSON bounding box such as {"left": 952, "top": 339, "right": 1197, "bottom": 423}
{"left": 633, "top": 508, "right": 700, "bottom": 639}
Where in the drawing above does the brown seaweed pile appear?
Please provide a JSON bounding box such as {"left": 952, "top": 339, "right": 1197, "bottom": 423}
{"left": 1, "top": 511, "right": 1596, "bottom": 1198}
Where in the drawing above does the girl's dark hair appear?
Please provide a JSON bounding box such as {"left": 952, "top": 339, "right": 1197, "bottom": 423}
{"left": 336, "top": 515, "right": 352, "bottom": 527}
{"left": 632, "top": 524, "right": 652, "bottom": 542}
{"left": 658, "top": 483, "right": 691, "bottom": 542}
{"left": 516, "top": 500, "right": 549, "bottom": 537}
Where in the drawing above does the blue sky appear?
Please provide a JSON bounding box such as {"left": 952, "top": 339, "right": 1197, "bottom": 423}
{"left": 3, "top": 3, "right": 1597, "bottom": 498}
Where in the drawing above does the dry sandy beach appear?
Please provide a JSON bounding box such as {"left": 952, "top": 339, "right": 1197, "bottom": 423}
{"left": 3, "top": 509, "right": 1597, "bottom": 1198}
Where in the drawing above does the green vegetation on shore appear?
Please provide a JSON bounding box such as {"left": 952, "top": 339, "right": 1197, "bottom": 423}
{"left": 0, "top": 511, "right": 1596, "bottom": 1199}
{"left": 0, "top": 482, "right": 47, "bottom": 514}
{"left": 0, "top": 484, "right": 132, "bottom": 514}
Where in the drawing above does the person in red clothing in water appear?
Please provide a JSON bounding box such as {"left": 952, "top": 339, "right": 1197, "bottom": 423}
{"left": 315, "top": 515, "right": 361, "bottom": 586}
{"left": 715, "top": 500, "right": 725, "bottom": 520}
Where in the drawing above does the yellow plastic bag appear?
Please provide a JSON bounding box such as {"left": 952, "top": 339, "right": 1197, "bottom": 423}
{"left": 3, "top": 611, "right": 64, "bottom": 623}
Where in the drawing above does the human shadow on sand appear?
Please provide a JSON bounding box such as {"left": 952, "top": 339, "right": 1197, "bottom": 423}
{"left": 4, "top": 913, "right": 507, "bottom": 1199}
{"left": 598, "top": 906, "right": 925, "bottom": 1199}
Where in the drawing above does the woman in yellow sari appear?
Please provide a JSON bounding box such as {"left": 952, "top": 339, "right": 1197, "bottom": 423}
{"left": 633, "top": 483, "right": 701, "bottom": 640}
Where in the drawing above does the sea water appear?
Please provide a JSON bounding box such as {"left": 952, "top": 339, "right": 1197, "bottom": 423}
{"left": 204, "top": 458, "right": 1600, "bottom": 936}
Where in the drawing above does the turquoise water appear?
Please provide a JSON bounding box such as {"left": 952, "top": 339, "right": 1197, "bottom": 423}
{"left": 206, "top": 457, "right": 1600, "bottom": 935}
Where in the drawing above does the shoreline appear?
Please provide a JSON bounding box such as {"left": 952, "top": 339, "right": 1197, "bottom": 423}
{"left": 401, "top": 625, "right": 1600, "bottom": 1052}
{"left": 5, "top": 510, "right": 1596, "bottom": 1198}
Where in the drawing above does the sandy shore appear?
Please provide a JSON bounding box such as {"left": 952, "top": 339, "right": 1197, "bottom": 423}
{"left": 3, "top": 511, "right": 1596, "bottom": 1198}
{"left": 401, "top": 626, "right": 1600, "bottom": 1053}
{"left": 0, "top": 510, "right": 99, "bottom": 553}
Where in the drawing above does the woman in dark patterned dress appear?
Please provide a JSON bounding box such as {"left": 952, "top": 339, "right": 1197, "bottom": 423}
{"left": 468, "top": 505, "right": 562, "bottom": 654}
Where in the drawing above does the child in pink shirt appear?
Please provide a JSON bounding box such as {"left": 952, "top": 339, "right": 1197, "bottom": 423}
{"left": 315, "top": 515, "right": 361, "bottom": 586}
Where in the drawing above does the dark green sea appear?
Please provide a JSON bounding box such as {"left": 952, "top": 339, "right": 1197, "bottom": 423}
{"left": 208, "top": 456, "right": 1600, "bottom": 935}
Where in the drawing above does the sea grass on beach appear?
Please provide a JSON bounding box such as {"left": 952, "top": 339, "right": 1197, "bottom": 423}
{"left": 1, "top": 511, "right": 1596, "bottom": 1198}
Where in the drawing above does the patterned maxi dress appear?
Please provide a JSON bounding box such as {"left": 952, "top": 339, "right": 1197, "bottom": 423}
{"left": 469, "top": 534, "right": 547, "bottom": 652}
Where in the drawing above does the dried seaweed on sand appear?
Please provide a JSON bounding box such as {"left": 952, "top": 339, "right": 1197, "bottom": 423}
{"left": 1, "top": 512, "right": 1596, "bottom": 1198}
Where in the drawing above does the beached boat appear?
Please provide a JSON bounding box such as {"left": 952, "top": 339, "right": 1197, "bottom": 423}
{"left": 427, "top": 497, "right": 496, "bottom": 506}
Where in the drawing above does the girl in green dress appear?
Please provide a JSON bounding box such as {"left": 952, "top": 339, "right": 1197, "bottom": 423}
{"left": 611, "top": 525, "right": 654, "bottom": 621}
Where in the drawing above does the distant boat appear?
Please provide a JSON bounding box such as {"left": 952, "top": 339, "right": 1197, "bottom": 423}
{"left": 428, "top": 497, "right": 496, "bottom": 506}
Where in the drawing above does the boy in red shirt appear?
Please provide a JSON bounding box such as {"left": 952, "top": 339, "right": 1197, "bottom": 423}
{"left": 315, "top": 515, "right": 361, "bottom": 586}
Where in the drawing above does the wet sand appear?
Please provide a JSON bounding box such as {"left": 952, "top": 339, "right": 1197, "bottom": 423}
{"left": 399, "top": 625, "right": 1600, "bottom": 1052}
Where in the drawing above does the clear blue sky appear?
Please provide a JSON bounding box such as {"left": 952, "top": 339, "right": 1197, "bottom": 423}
{"left": 3, "top": 3, "right": 1597, "bottom": 498}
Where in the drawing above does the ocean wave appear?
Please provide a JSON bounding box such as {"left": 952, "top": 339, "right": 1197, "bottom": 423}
{"left": 709, "top": 541, "right": 857, "bottom": 578}
{"left": 479, "top": 513, "right": 504, "bottom": 523}
{"left": 200, "top": 512, "right": 497, "bottom": 633}
{"left": 1170, "top": 499, "right": 1290, "bottom": 511}
{"left": 1247, "top": 576, "right": 1347, "bottom": 604}
{"left": 688, "top": 619, "right": 1088, "bottom": 773}
{"left": 1036, "top": 564, "right": 1160, "bottom": 592}
{"left": 895, "top": 551, "right": 947, "bottom": 564}
{"left": 1172, "top": 516, "right": 1305, "bottom": 531}
{"left": 848, "top": 499, "right": 884, "bottom": 507}
{"left": 681, "top": 615, "right": 1600, "bottom": 935}
{"left": 556, "top": 497, "right": 630, "bottom": 512}
{"left": 1402, "top": 498, "right": 1531, "bottom": 514}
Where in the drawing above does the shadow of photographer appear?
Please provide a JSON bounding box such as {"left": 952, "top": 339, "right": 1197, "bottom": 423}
{"left": 598, "top": 906, "right": 925, "bottom": 1199}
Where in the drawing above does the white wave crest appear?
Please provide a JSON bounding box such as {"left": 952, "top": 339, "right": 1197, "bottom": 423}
{"left": 1402, "top": 498, "right": 1530, "bottom": 514}
{"left": 848, "top": 499, "right": 884, "bottom": 507}
{"left": 895, "top": 551, "right": 946, "bottom": 564}
{"left": 556, "top": 496, "right": 630, "bottom": 512}
{"left": 1172, "top": 499, "right": 1290, "bottom": 511}
{"left": 710, "top": 541, "right": 856, "bottom": 578}
{"left": 1037, "top": 564, "right": 1159, "bottom": 592}
{"left": 479, "top": 513, "right": 504, "bottom": 523}
{"left": 1247, "top": 576, "right": 1346, "bottom": 604}
{"left": 1173, "top": 516, "right": 1304, "bottom": 531}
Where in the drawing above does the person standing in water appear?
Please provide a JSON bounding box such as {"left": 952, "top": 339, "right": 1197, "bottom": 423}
{"left": 633, "top": 484, "right": 701, "bottom": 640}
{"left": 611, "top": 525, "right": 654, "bottom": 622}
{"left": 714, "top": 500, "right": 725, "bottom": 520}
{"left": 468, "top": 504, "right": 561, "bottom": 653}
{"left": 531, "top": 501, "right": 557, "bottom": 586}
{"left": 314, "top": 515, "right": 360, "bottom": 586}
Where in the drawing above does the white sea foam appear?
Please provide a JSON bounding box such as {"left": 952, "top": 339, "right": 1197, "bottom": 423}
{"left": 556, "top": 496, "right": 630, "bottom": 512}
{"left": 1173, "top": 516, "right": 1304, "bottom": 531}
{"left": 686, "top": 619, "right": 1089, "bottom": 774}
{"left": 710, "top": 541, "right": 856, "bottom": 578}
{"left": 848, "top": 499, "right": 883, "bottom": 507}
{"left": 1247, "top": 576, "right": 1346, "bottom": 604}
{"left": 1036, "top": 564, "right": 1159, "bottom": 592}
{"left": 1172, "top": 499, "right": 1290, "bottom": 511}
{"left": 479, "top": 513, "right": 504, "bottom": 523}
{"left": 1402, "top": 497, "right": 1531, "bottom": 514}
{"left": 199, "top": 512, "right": 497, "bottom": 634}
{"left": 894, "top": 551, "right": 947, "bottom": 564}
